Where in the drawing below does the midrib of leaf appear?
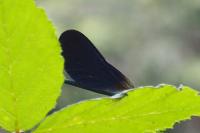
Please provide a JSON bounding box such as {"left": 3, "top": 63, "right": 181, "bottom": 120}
{"left": 4, "top": 43, "right": 20, "bottom": 131}
{"left": 1, "top": 14, "right": 22, "bottom": 130}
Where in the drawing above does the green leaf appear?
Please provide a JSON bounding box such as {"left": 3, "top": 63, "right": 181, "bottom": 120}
{"left": 34, "top": 85, "right": 200, "bottom": 133}
{"left": 0, "top": 0, "right": 63, "bottom": 132}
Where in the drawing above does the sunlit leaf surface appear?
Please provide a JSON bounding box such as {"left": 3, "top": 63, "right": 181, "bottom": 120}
{"left": 0, "top": 0, "right": 63, "bottom": 132}
{"left": 34, "top": 85, "right": 200, "bottom": 133}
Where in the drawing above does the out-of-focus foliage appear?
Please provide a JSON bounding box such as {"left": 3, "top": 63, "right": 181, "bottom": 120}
{"left": 34, "top": 85, "right": 200, "bottom": 133}
{"left": 36, "top": 0, "right": 200, "bottom": 96}
{"left": 0, "top": 0, "right": 63, "bottom": 132}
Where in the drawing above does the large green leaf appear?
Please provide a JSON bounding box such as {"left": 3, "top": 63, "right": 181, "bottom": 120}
{"left": 34, "top": 85, "right": 200, "bottom": 133}
{"left": 0, "top": 0, "right": 63, "bottom": 132}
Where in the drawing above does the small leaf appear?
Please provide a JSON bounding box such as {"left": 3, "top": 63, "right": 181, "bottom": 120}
{"left": 34, "top": 85, "right": 200, "bottom": 133}
{"left": 0, "top": 0, "right": 63, "bottom": 132}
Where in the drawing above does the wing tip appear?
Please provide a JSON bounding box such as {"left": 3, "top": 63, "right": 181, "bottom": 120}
{"left": 115, "top": 80, "right": 134, "bottom": 90}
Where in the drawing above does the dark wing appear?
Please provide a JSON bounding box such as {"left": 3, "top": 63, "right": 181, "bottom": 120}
{"left": 59, "top": 29, "right": 134, "bottom": 95}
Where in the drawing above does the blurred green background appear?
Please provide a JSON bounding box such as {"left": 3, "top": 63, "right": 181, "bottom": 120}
{"left": 36, "top": 0, "right": 200, "bottom": 133}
